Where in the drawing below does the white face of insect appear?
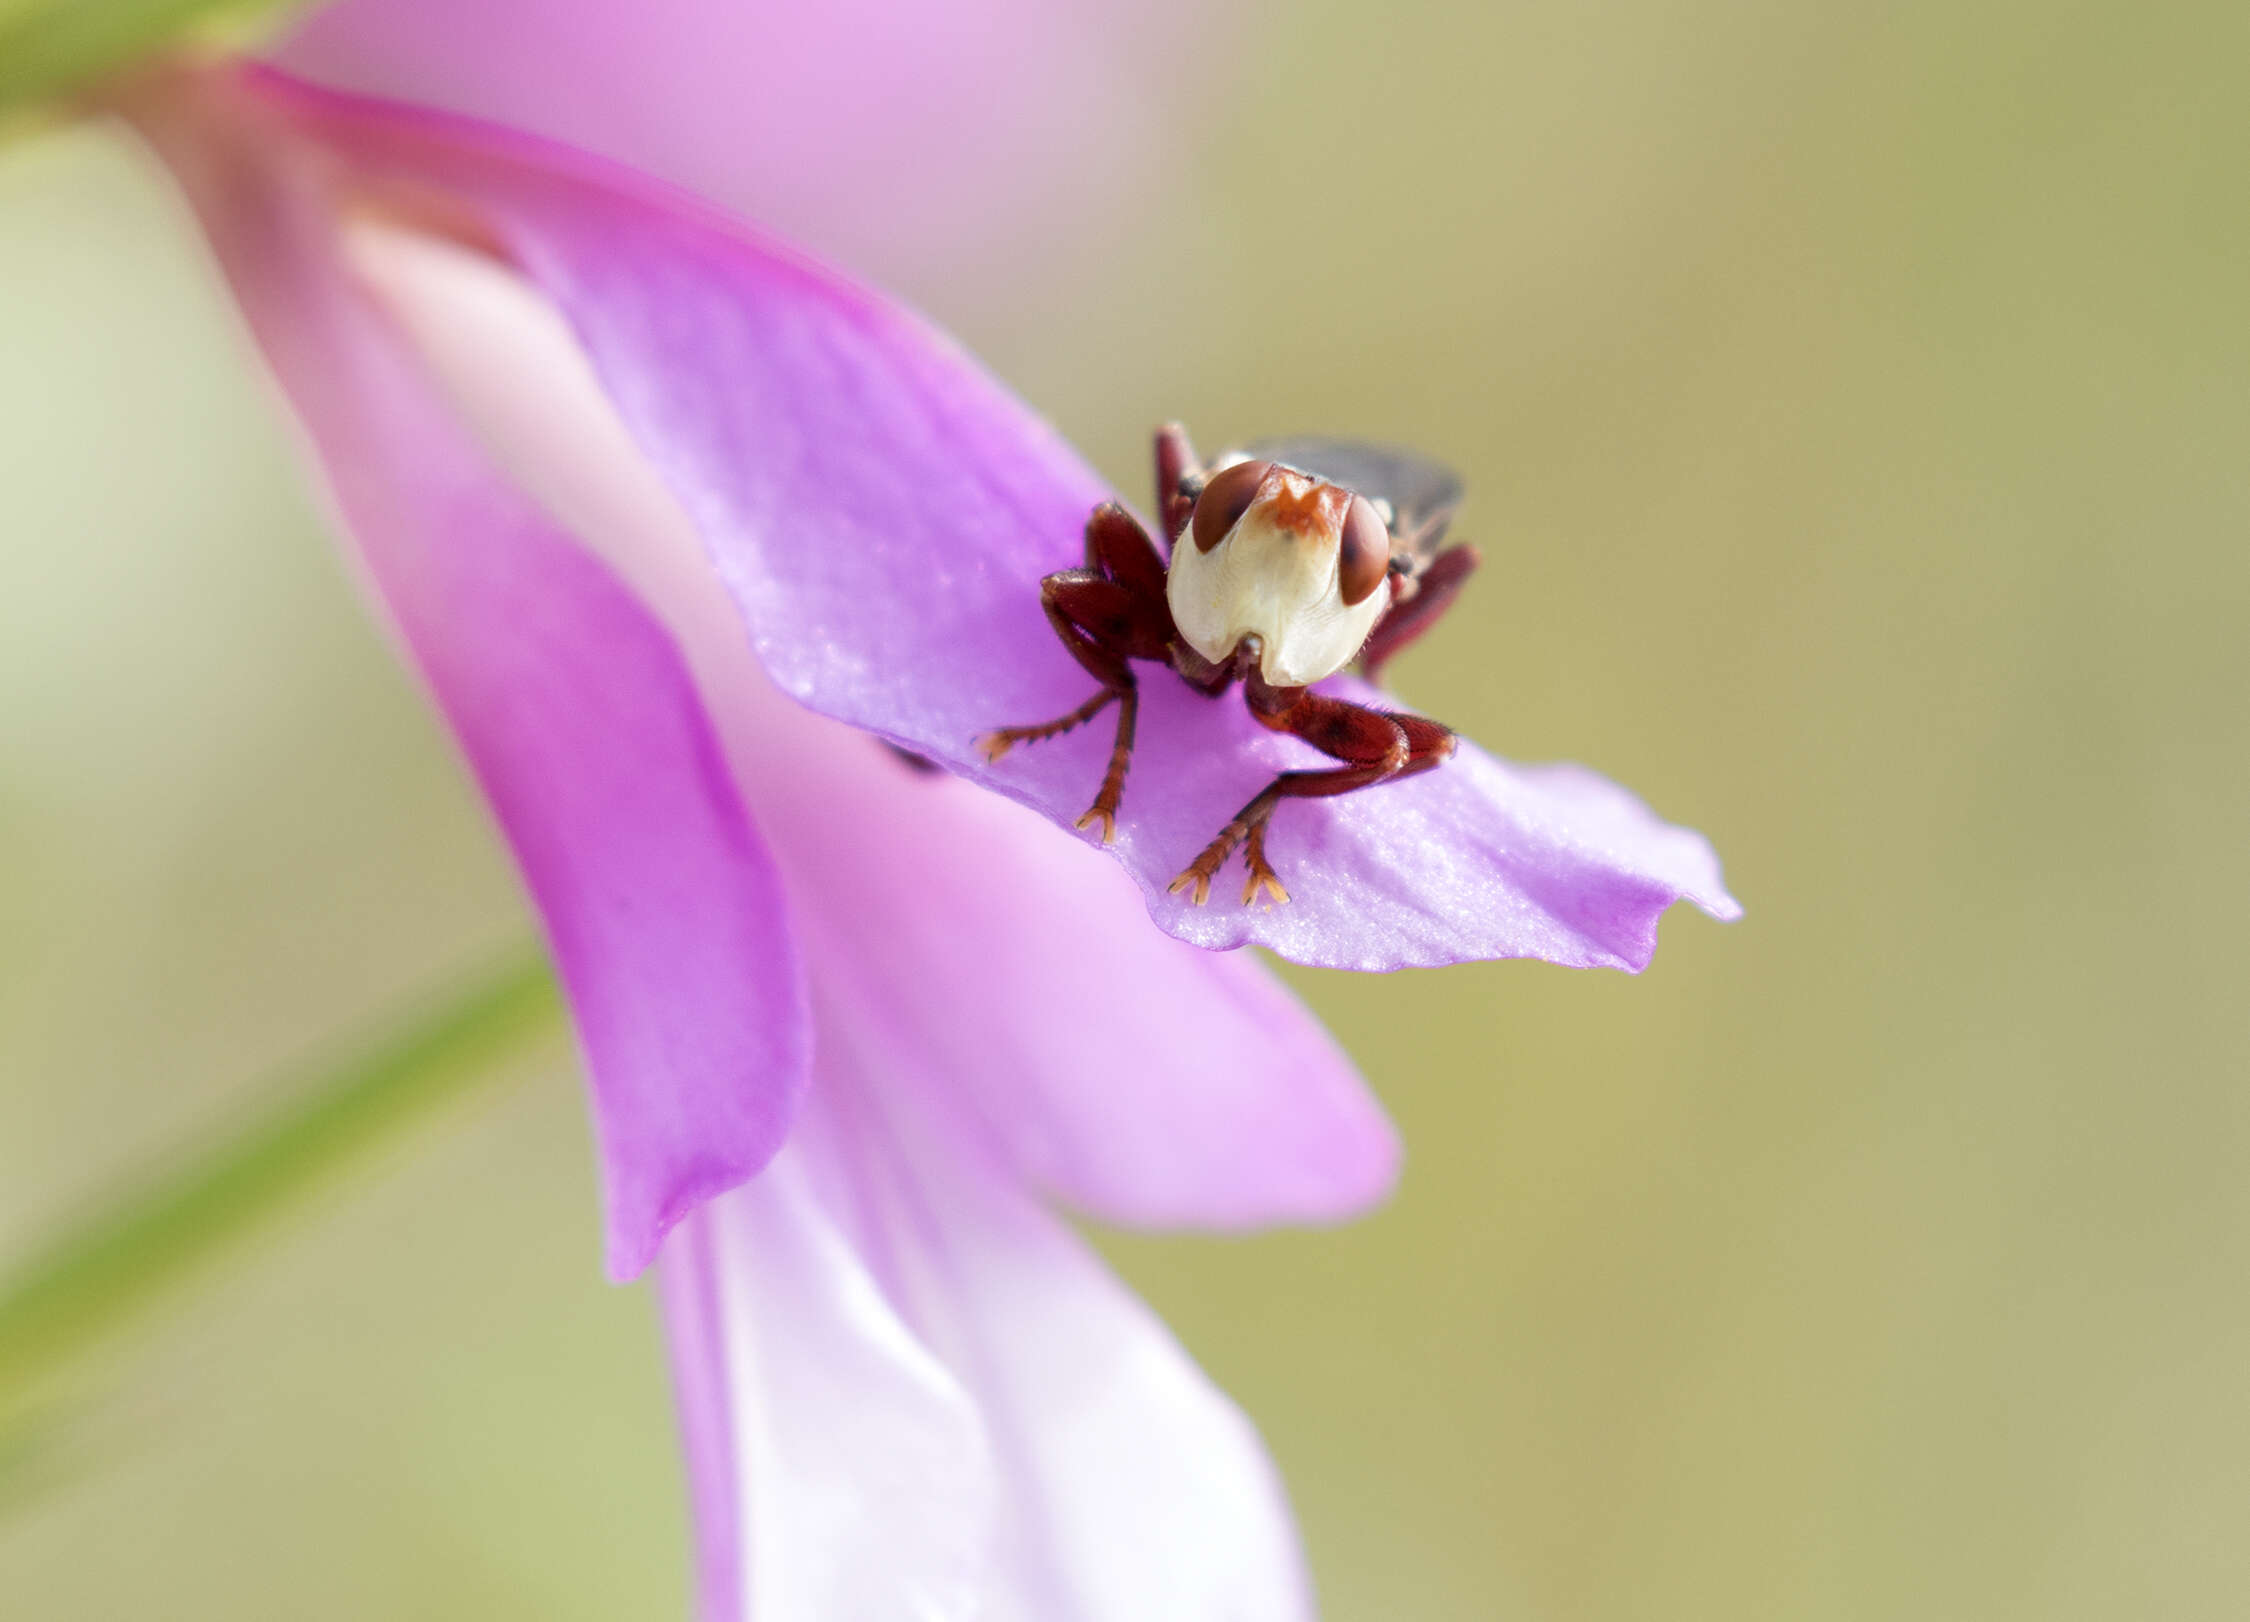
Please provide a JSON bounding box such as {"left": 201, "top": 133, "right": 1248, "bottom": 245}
{"left": 1166, "top": 458, "right": 1393, "bottom": 688}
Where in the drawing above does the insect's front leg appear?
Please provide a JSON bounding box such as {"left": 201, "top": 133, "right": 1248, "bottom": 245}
{"left": 1358, "top": 543, "right": 1482, "bottom": 685}
{"left": 1166, "top": 639, "right": 1238, "bottom": 699}
{"left": 1082, "top": 499, "right": 1170, "bottom": 601}
{"left": 1170, "top": 685, "right": 1456, "bottom": 905}
{"left": 977, "top": 505, "right": 1174, "bottom": 842}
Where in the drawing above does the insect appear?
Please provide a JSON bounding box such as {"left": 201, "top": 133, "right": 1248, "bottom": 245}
{"left": 977, "top": 423, "right": 1483, "bottom": 905}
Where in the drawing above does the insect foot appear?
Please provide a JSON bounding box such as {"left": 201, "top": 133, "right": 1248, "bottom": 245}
{"left": 1166, "top": 864, "right": 1216, "bottom": 907}
{"left": 974, "top": 695, "right": 1111, "bottom": 765}
{"left": 1240, "top": 822, "right": 1290, "bottom": 906}
{"left": 1169, "top": 811, "right": 1289, "bottom": 908}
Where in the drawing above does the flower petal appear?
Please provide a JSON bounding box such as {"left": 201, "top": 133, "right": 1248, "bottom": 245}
{"left": 740, "top": 674, "right": 1402, "bottom": 1228}
{"left": 292, "top": 159, "right": 1331, "bottom": 1611}
{"left": 289, "top": 168, "right": 1395, "bottom": 1230}
{"left": 128, "top": 75, "right": 811, "bottom": 1282}
{"left": 657, "top": 1146, "right": 995, "bottom": 1621}
{"left": 660, "top": 1013, "right": 1315, "bottom": 1622}
{"left": 276, "top": 0, "right": 1209, "bottom": 288}
{"left": 198, "top": 68, "right": 1741, "bottom": 974}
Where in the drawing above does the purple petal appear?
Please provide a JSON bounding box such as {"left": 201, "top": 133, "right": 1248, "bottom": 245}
{"left": 276, "top": 0, "right": 1214, "bottom": 287}
{"left": 659, "top": 1029, "right": 1315, "bottom": 1622}
{"left": 201, "top": 68, "right": 1740, "bottom": 974}
{"left": 127, "top": 75, "right": 811, "bottom": 1282}
{"left": 246, "top": 120, "right": 1396, "bottom": 1231}
{"left": 289, "top": 171, "right": 1338, "bottom": 1605}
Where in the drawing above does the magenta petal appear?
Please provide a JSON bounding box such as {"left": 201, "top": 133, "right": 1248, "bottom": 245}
{"left": 129, "top": 78, "right": 811, "bottom": 1282}
{"left": 222, "top": 69, "right": 1739, "bottom": 972}
{"left": 242, "top": 116, "right": 1395, "bottom": 1237}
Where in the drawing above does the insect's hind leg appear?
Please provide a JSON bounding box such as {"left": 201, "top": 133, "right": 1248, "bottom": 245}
{"left": 1359, "top": 543, "right": 1481, "bottom": 685}
{"left": 1154, "top": 423, "right": 1206, "bottom": 547}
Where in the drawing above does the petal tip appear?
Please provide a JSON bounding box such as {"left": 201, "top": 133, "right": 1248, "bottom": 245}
{"left": 1314, "top": 1113, "right": 1404, "bottom": 1221}
{"left": 605, "top": 1153, "right": 789, "bottom": 1284}
{"left": 1703, "top": 890, "right": 1747, "bottom": 924}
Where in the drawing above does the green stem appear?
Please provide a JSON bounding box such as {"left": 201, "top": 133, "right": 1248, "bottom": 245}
{"left": 0, "top": 0, "right": 307, "bottom": 117}
{"left": 0, "top": 952, "right": 564, "bottom": 1404}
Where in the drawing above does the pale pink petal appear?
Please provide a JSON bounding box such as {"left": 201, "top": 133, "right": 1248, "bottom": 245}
{"left": 211, "top": 67, "right": 1739, "bottom": 974}
{"left": 127, "top": 75, "right": 810, "bottom": 1282}
{"left": 657, "top": 1145, "right": 994, "bottom": 1621}
{"left": 277, "top": 0, "right": 1211, "bottom": 287}
{"left": 659, "top": 1010, "right": 1315, "bottom": 1622}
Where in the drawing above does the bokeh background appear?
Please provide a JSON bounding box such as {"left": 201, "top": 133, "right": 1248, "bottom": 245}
{"left": 5, "top": 0, "right": 2247, "bottom": 1616}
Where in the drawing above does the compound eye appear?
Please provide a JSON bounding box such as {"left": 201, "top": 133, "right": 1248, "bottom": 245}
{"left": 1337, "top": 493, "right": 1391, "bottom": 605}
{"left": 1192, "top": 459, "right": 1271, "bottom": 553}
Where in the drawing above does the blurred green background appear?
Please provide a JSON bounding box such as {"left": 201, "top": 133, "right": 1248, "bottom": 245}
{"left": 5, "top": 0, "right": 2248, "bottom": 1617}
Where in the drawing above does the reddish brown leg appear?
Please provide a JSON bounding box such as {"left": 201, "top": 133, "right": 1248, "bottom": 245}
{"left": 1170, "top": 686, "right": 1456, "bottom": 905}
{"left": 1154, "top": 423, "right": 1205, "bottom": 549}
{"left": 975, "top": 577, "right": 1132, "bottom": 742}
{"left": 1359, "top": 543, "right": 1482, "bottom": 685}
{"left": 976, "top": 504, "right": 1174, "bottom": 841}
{"left": 1082, "top": 499, "right": 1169, "bottom": 599}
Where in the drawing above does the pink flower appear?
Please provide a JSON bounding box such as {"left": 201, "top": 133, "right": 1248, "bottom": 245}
{"left": 113, "top": 30, "right": 1736, "bottom": 1617}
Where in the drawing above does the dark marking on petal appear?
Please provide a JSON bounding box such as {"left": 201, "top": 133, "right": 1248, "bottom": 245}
{"left": 886, "top": 743, "right": 944, "bottom": 775}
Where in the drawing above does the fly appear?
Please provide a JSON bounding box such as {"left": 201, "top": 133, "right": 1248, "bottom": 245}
{"left": 978, "top": 424, "right": 1483, "bottom": 905}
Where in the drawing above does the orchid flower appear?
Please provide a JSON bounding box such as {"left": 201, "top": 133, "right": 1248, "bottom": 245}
{"left": 97, "top": 27, "right": 1737, "bottom": 1618}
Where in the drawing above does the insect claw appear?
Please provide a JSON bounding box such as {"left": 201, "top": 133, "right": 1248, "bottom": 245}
{"left": 1243, "top": 869, "right": 1290, "bottom": 907}
{"left": 974, "top": 731, "right": 1015, "bottom": 764}
{"left": 1075, "top": 806, "right": 1116, "bottom": 844}
{"left": 1168, "top": 869, "right": 1212, "bottom": 906}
